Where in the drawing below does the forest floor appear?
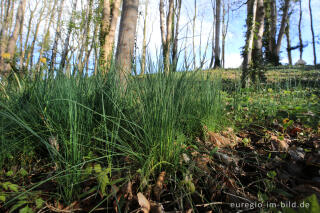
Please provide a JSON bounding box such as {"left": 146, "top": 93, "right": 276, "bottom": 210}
{"left": 1, "top": 66, "right": 320, "bottom": 213}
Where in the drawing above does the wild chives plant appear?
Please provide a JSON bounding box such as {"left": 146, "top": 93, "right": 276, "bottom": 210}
{"left": 0, "top": 63, "right": 225, "bottom": 204}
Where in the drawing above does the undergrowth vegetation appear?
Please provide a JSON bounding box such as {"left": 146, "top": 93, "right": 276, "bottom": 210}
{"left": 0, "top": 66, "right": 319, "bottom": 212}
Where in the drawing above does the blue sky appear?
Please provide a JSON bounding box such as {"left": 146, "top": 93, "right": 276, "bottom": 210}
{"left": 137, "top": 0, "right": 320, "bottom": 68}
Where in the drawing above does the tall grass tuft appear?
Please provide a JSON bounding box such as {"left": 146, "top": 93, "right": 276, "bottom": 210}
{"left": 0, "top": 64, "right": 225, "bottom": 203}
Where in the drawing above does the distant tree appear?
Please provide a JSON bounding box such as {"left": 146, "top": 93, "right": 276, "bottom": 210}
{"left": 308, "top": 0, "right": 317, "bottom": 65}
{"left": 115, "top": 0, "right": 139, "bottom": 86}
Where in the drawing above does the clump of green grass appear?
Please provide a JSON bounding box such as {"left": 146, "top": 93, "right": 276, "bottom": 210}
{"left": 0, "top": 65, "right": 225, "bottom": 205}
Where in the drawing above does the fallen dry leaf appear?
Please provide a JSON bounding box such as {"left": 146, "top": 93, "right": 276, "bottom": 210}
{"left": 207, "top": 131, "right": 235, "bottom": 148}
{"left": 270, "top": 135, "right": 289, "bottom": 151}
{"left": 137, "top": 192, "right": 150, "bottom": 213}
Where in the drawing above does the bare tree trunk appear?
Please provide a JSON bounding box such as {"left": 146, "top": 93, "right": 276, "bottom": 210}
{"left": 172, "top": 0, "right": 182, "bottom": 72}
{"left": 36, "top": 0, "right": 57, "bottom": 75}
{"left": 20, "top": 1, "right": 39, "bottom": 71}
{"left": 141, "top": 0, "right": 149, "bottom": 75}
{"left": 99, "top": 0, "right": 121, "bottom": 71}
{"left": 103, "top": 0, "right": 121, "bottom": 67}
{"left": 221, "top": 0, "right": 229, "bottom": 69}
{"left": 252, "top": 0, "right": 265, "bottom": 83}
{"left": 285, "top": 20, "right": 292, "bottom": 66}
{"left": 1, "top": 0, "right": 26, "bottom": 74}
{"left": 192, "top": 0, "right": 197, "bottom": 69}
{"left": 241, "top": 0, "right": 257, "bottom": 87}
{"left": 26, "top": 4, "right": 46, "bottom": 69}
{"left": 214, "top": 0, "right": 221, "bottom": 68}
{"left": 0, "top": 0, "right": 12, "bottom": 73}
{"left": 209, "top": 0, "right": 215, "bottom": 68}
{"left": 99, "top": 0, "right": 110, "bottom": 66}
{"left": 49, "top": 0, "right": 65, "bottom": 74}
{"left": 274, "top": 0, "right": 289, "bottom": 58}
{"left": 159, "top": 0, "right": 174, "bottom": 74}
{"left": 308, "top": 0, "right": 317, "bottom": 66}
{"left": 82, "top": 0, "right": 94, "bottom": 75}
{"left": 77, "top": 0, "right": 93, "bottom": 75}
{"left": 115, "top": 0, "right": 139, "bottom": 87}
{"left": 298, "top": 0, "right": 303, "bottom": 60}
{"left": 60, "top": 0, "right": 78, "bottom": 72}
{"left": 268, "top": 0, "right": 277, "bottom": 63}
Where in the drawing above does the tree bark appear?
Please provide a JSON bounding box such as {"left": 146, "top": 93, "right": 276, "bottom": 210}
{"left": 26, "top": 3, "right": 46, "bottom": 69}
{"left": 49, "top": 0, "right": 65, "bottom": 74}
{"left": 298, "top": 0, "right": 303, "bottom": 60}
{"left": 99, "top": 0, "right": 121, "bottom": 72}
{"left": 20, "top": 2, "right": 39, "bottom": 71}
{"left": 221, "top": 0, "right": 229, "bottom": 68}
{"left": 1, "top": 0, "right": 26, "bottom": 75}
{"left": 159, "top": 0, "right": 174, "bottom": 74}
{"left": 192, "top": 0, "right": 197, "bottom": 69}
{"left": 60, "top": 0, "right": 78, "bottom": 72}
{"left": 141, "top": 0, "right": 149, "bottom": 75}
{"left": 241, "top": 0, "right": 257, "bottom": 87}
{"left": 209, "top": 0, "right": 215, "bottom": 68}
{"left": 214, "top": 0, "right": 221, "bottom": 68}
{"left": 274, "top": 0, "right": 290, "bottom": 57}
{"left": 285, "top": 19, "right": 292, "bottom": 65}
{"left": 115, "top": 0, "right": 139, "bottom": 87}
{"left": 172, "top": 0, "right": 182, "bottom": 72}
{"left": 308, "top": 0, "right": 317, "bottom": 66}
